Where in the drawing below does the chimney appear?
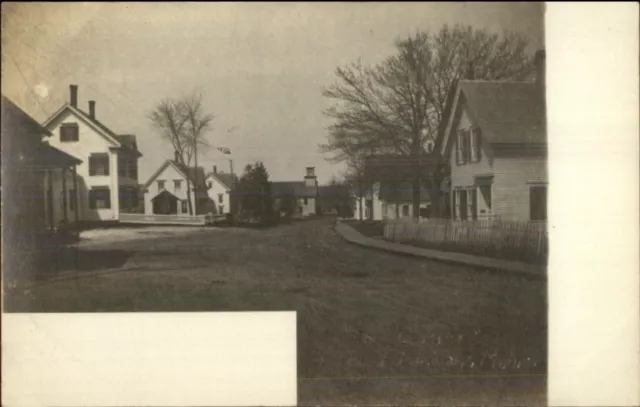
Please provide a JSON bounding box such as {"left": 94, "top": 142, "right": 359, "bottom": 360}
{"left": 174, "top": 150, "right": 180, "bottom": 162}
{"left": 88, "top": 100, "right": 96, "bottom": 119}
{"left": 213, "top": 165, "right": 217, "bottom": 174}
{"left": 534, "top": 49, "right": 546, "bottom": 91}
{"left": 70, "top": 85, "right": 78, "bottom": 107}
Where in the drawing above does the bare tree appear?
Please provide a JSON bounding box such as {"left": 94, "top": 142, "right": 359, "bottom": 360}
{"left": 149, "top": 92, "right": 214, "bottom": 215}
{"left": 322, "top": 25, "right": 532, "bottom": 219}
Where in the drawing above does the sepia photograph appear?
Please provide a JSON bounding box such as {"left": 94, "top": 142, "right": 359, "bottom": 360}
{"left": 2, "top": 2, "right": 553, "bottom": 406}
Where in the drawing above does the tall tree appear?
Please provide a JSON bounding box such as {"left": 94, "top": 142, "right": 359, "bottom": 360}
{"left": 149, "top": 92, "right": 214, "bottom": 215}
{"left": 236, "top": 161, "right": 273, "bottom": 221}
{"left": 322, "top": 25, "right": 532, "bottom": 219}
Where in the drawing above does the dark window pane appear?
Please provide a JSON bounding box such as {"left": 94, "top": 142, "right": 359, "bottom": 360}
{"left": 530, "top": 186, "right": 547, "bottom": 221}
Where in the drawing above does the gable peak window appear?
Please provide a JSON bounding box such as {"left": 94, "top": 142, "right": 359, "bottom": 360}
{"left": 60, "top": 123, "right": 79, "bottom": 142}
{"left": 469, "top": 127, "right": 482, "bottom": 162}
{"left": 456, "top": 127, "right": 482, "bottom": 165}
{"left": 157, "top": 180, "right": 166, "bottom": 190}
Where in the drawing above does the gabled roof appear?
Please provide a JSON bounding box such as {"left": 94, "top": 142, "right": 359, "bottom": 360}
{"left": 143, "top": 159, "right": 207, "bottom": 192}
{"left": 114, "top": 134, "right": 142, "bottom": 157}
{"left": 43, "top": 103, "right": 121, "bottom": 146}
{"left": 441, "top": 80, "right": 546, "bottom": 155}
{"left": 42, "top": 103, "right": 142, "bottom": 157}
{"left": 378, "top": 180, "right": 431, "bottom": 203}
{"left": 205, "top": 172, "right": 238, "bottom": 190}
{"left": 1, "top": 95, "right": 52, "bottom": 139}
{"left": 363, "top": 153, "right": 440, "bottom": 182}
{"left": 151, "top": 189, "right": 179, "bottom": 202}
{"left": 270, "top": 181, "right": 317, "bottom": 197}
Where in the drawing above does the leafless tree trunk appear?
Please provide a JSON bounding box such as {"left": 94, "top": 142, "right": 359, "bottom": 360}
{"left": 149, "top": 92, "right": 214, "bottom": 215}
{"left": 321, "top": 25, "right": 532, "bottom": 220}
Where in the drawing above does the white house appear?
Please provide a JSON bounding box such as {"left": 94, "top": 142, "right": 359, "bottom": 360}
{"left": 271, "top": 167, "right": 318, "bottom": 217}
{"left": 440, "top": 50, "right": 547, "bottom": 222}
{"left": 353, "top": 181, "right": 431, "bottom": 221}
{"left": 142, "top": 154, "right": 213, "bottom": 216}
{"left": 42, "top": 85, "right": 142, "bottom": 223}
{"left": 204, "top": 165, "right": 237, "bottom": 216}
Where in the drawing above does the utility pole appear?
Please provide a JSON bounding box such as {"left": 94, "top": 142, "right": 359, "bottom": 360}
{"left": 229, "top": 159, "right": 235, "bottom": 215}
{"left": 412, "top": 127, "right": 421, "bottom": 221}
{"left": 193, "top": 136, "right": 199, "bottom": 215}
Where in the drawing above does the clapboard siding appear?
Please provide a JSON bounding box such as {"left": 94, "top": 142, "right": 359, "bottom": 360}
{"left": 492, "top": 157, "right": 548, "bottom": 221}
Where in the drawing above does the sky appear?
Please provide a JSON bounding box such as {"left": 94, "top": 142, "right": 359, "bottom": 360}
{"left": 2, "top": 2, "right": 544, "bottom": 185}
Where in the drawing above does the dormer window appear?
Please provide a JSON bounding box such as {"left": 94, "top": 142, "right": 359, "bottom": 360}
{"left": 60, "top": 123, "right": 79, "bottom": 142}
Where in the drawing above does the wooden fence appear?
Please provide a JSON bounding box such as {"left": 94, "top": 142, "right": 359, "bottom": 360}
{"left": 119, "top": 213, "right": 225, "bottom": 226}
{"left": 384, "top": 218, "right": 548, "bottom": 263}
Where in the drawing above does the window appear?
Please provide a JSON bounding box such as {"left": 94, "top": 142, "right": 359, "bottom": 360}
{"left": 89, "top": 154, "right": 110, "bottom": 176}
{"left": 304, "top": 197, "right": 308, "bottom": 205}
{"left": 60, "top": 123, "right": 79, "bottom": 142}
{"left": 207, "top": 181, "right": 212, "bottom": 189}
{"left": 402, "top": 205, "right": 410, "bottom": 217}
{"left": 456, "top": 129, "right": 470, "bottom": 165}
{"left": 468, "top": 188, "right": 478, "bottom": 220}
{"left": 119, "top": 159, "right": 138, "bottom": 179}
{"left": 479, "top": 185, "right": 492, "bottom": 210}
{"left": 131, "top": 190, "right": 138, "bottom": 210}
{"left": 458, "top": 189, "right": 468, "bottom": 220}
{"left": 174, "top": 180, "right": 182, "bottom": 192}
{"left": 69, "top": 189, "right": 76, "bottom": 211}
{"left": 89, "top": 188, "right": 111, "bottom": 209}
{"left": 218, "top": 205, "right": 224, "bottom": 214}
{"left": 218, "top": 193, "right": 224, "bottom": 204}
{"left": 181, "top": 200, "right": 188, "bottom": 213}
{"left": 530, "top": 185, "right": 547, "bottom": 221}
{"left": 157, "top": 180, "right": 165, "bottom": 190}
{"left": 469, "top": 127, "right": 482, "bottom": 162}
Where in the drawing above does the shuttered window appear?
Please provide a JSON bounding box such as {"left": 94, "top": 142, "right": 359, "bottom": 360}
{"left": 470, "top": 127, "right": 482, "bottom": 162}
{"left": 89, "top": 187, "right": 111, "bottom": 209}
{"left": 456, "top": 130, "right": 465, "bottom": 165}
{"left": 451, "top": 189, "right": 457, "bottom": 219}
{"left": 468, "top": 188, "right": 478, "bottom": 220}
{"left": 458, "top": 189, "right": 467, "bottom": 220}
{"left": 89, "top": 154, "right": 109, "bottom": 176}
{"left": 60, "top": 123, "right": 79, "bottom": 142}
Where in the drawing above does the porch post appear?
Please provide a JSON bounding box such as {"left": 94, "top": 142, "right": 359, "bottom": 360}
{"left": 47, "top": 168, "right": 54, "bottom": 229}
{"left": 62, "top": 167, "right": 68, "bottom": 223}
{"left": 73, "top": 165, "right": 79, "bottom": 231}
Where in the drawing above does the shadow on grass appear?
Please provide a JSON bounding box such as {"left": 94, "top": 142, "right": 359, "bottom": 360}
{"left": 41, "top": 247, "right": 134, "bottom": 274}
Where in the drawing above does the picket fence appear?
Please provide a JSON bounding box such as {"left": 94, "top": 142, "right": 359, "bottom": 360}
{"left": 119, "top": 213, "right": 225, "bottom": 226}
{"left": 384, "top": 218, "right": 548, "bottom": 261}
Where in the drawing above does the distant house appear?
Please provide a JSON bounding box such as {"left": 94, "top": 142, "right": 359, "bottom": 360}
{"left": 352, "top": 180, "right": 432, "bottom": 221}
{"left": 204, "top": 165, "right": 238, "bottom": 216}
{"left": 440, "top": 50, "right": 547, "bottom": 222}
{"left": 352, "top": 152, "right": 444, "bottom": 221}
{"left": 42, "top": 84, "right": 143, "bottom": 223}
{"left": 271, "top": 167, "right": 318, "bottom": 217}
{"left": 142, "top": 152, "right": 213, "bottom": 215}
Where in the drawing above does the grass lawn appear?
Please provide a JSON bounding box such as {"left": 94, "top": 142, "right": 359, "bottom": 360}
{"left": 5, "top": 219, "right": 547, "bottom": 406}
